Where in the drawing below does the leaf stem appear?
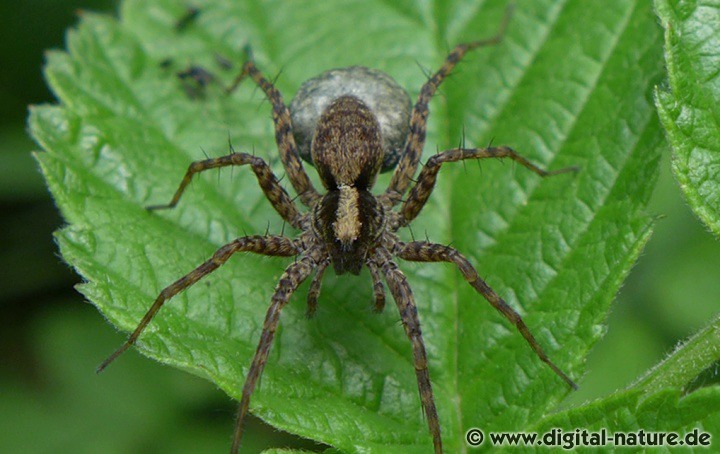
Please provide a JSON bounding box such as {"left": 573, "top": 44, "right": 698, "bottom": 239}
{"left": 633, "top": 314, "right": 720, "bottom": 393}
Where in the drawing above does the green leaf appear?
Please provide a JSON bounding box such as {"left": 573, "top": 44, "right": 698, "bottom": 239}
{"left": 536, "top": 387, "right": 720, "bottom": 443}
{"left": 0, "top": 304, "right": 310, "bottom": 454}
{"left": 635, "top": 314, "right": 720, "bottom": 394}
{"left": 533, "top": 314, "right": 720, "bottom": 443}
{"left": 656, "top": 0, "right": 720, "bottom": 237}
{"left": 31, "top": 0, "right": 677, "bottom": 451}
{"left": 0, "top": 305, "right": 230, "bottom": 454}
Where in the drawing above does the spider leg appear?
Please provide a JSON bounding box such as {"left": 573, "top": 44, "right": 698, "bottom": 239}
{"left": 231, "top": 250, "right": 319, "bottom": 454}
{"left": 367, "top": 260, "right": 387, "bottom": 313}
{"left": 384, "top": 5, "right": 514, "bottom": 204}
{"left": 147, "top": 152, "right": 304, "bottom": 228}
{"left": 397, "top": 241, "right": 578, "bottom": 390}
{"left": 371, "top": 250, "right": 442, "bottom": 454}
{"left": 96, "top": 235, "right": 300, "bottom": 373}
{"left": 398, "top": 146, "right": 577, "bottom": 227}
{"left": 306, "top": 257, "right": 330, "bottom": 318}
{"left": 226, "top": 50, "right": 321, "bottom": 207}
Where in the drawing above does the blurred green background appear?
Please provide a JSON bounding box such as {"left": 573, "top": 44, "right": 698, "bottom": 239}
{"left": 2, "top": 1, "right": 718, "bottom": 452}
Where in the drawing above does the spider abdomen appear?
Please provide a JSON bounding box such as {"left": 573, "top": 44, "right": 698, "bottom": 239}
{"left": 290, "top": 66, "right": 411, "bottom": 173}
{"left": 310, "top": 95, "right": 384, "bottom": 190}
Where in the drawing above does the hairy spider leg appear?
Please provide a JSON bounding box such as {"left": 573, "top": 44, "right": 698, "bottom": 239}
{"left": 384, "top": 5, "right": 514, "bottom": 204}
{"left": 399, "top": 146, "right": 578, "bottom": 226}
{"left": 367, "top": 260, "right": 387, "bottom": 312}
{"left": 231, "top": 251, "right": 319, "bottom": 453}
{"left": 306, "top": 257, "right": 330, "bottom": 318}
{"left": 226, "top": 52, "right": 321, "bottom": 207}
{"left": 146, "top": 152, "right": 303, "bottom": 229}
{"left": 397, "top": 241, "right": 578, "bottom": 390}
{"left": 372, "top": 249, "right": 442, "bottom": 454}
{"left": 96, "top": 236, "right": 300, "bottom": 373}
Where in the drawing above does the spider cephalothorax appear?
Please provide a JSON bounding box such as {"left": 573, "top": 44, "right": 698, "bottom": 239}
{"left": 98, "top": 10, "right": 577, "bottom": 454}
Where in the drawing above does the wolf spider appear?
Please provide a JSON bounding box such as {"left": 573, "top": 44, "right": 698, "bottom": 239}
{"left": 98, "top": 10, "right": 577, "bottom": 454}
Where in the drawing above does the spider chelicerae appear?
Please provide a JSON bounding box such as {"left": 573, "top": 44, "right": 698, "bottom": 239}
{"left": 98, "top": 10, "right": 577, "bottom": 454}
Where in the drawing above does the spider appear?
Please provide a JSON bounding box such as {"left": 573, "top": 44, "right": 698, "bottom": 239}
{"left": 98, "top": 9, "right": 577, "bottom": 454}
